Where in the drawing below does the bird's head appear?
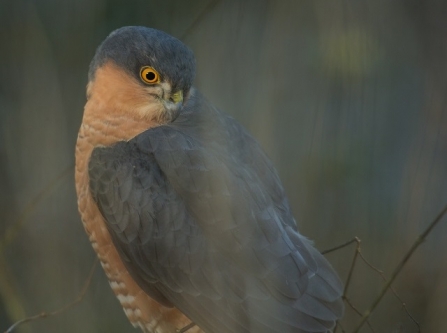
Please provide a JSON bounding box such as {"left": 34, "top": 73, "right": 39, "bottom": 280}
{"left": 85, "top": 26, "right": 196, "bottom": 125}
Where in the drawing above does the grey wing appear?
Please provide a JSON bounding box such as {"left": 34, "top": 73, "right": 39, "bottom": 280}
{"left": 89, "top": 94, "right": 344, "bottom": 333}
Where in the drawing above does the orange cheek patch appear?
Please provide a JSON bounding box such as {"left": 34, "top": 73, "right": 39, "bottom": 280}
{"left": 91, "top": 62, "right": 154, "bottom": 113}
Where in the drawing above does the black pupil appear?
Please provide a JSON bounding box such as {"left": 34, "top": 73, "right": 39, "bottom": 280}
{"left": 146, "top": 71, "right": 156, "bottom": 81}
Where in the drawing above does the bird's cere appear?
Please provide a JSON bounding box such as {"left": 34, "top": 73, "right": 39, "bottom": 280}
{"left": 170, "top": 90, "right": 183, "bottom": 104}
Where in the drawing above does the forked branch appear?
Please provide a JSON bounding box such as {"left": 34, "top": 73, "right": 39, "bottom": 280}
{"left": 352, "top": 202, "right": 447, "bottom": 332}
{"left": 4, "top": 259, "right": 98, "bottom": 333}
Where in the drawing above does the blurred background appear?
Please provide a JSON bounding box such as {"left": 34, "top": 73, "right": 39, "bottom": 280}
{"left": 1, "top": 0, "right": 447, "bottom": 332}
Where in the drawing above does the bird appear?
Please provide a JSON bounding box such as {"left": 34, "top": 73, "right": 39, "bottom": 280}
{"left": 75, "top": 26, "right": 344, "bottom": 333}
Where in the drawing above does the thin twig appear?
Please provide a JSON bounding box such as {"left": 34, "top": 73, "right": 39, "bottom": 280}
{"left": 401, "top": 302, "right": 421, "bottom": 333}
{"left": 337, "top": 321, "right": 347, "bottom": 333}
{"left": 334, "top": 237, "right": 361, "bottom": 333}
{"left": 353, "top": 202, "right": 447, "bottom": 332}
{"left": 344, "top": 297, "right": 375, "bottom": 332}
{"left": 341, "top": 237, "right": 361, "bottom": 298}
{"left": 177, "top": 321, "right": 196, "bottom": 333}
{"left": 358, "top": 252, "right": 421, "bottom": 331}
{"left": 321, "top": 237, "right": 359, "bottom": 255}
{"left": 4, "top": 258, "right": 98, "bottom": 333}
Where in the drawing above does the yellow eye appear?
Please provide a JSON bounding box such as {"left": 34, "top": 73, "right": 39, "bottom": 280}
{"left": 140, "top": 66, "right": 160, "bottom": 84}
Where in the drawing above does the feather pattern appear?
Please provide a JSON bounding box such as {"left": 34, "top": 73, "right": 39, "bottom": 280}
{"left": 89, "top": 91, "right": 344, "bottom": 333}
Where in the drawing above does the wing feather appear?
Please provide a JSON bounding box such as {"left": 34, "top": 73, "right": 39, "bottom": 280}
{"left": 89, "top": 91, "right": 343, "bottom": 332}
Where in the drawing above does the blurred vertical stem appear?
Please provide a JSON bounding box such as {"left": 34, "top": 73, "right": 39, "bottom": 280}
{"left": 0, "top": 166, "right": 72, "bottom": 333}
{"left": 0, "top": 253, "right": 29, "bottom": 333}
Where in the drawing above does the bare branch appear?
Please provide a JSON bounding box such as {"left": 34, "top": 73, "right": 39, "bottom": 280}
{"left": 341, "top": 237, "right": 361, "bottom": 299}
{"left": 4, "top": 258, "right": 98, "bottom": 333}
{"left": 353, "top": 202, "right": 447, "bottom": 332}
{"left": 344, "top": 297, "right": 375, "bottom": 332}
{"left": 337, "top": 321, "right": 347, "bottom": 333}
{"left": 333, "top": 237, "right": 361, "bottom": 333}
{"left": 357, "top": 251, "right": 420, "bottom": 331}
{"left": 321, "top": 237, "right": 359, "bottom": 255}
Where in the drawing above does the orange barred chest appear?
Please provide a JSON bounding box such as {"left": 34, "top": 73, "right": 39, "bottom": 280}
{"left": 75, "top": 125, "right": 202, "bottom": 333}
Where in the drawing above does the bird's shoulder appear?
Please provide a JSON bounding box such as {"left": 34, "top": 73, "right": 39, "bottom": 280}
{"left": 88, "top": 91, "right": 344, "bottom": 332}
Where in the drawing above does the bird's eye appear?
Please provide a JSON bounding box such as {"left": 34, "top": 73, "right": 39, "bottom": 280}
{"left": 140, "top": 66, "right": 160, "bottom": 84}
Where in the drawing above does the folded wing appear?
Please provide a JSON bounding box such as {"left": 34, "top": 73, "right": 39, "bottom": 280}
{"left": 89, "top": 92, "right": 344, "bottom": 333}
